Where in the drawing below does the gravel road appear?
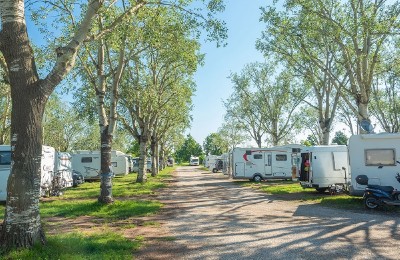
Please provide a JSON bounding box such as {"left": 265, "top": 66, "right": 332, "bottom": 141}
{"left": 135, "top": 166, "right": 400, "bottom": 260}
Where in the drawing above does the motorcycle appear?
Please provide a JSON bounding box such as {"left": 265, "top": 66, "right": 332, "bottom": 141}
{"left": 355, "top": 173, "right": 400, "bottom": 209}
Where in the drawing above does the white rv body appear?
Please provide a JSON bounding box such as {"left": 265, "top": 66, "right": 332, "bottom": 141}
{"left": 221, "top": 152, "right": 230, "bottom": 175}
{"left": 230, "top": 145, "right": 303, "bottom": 181}
{"left": 71, "top": 150, "right": 129, "bottom": 180}
{"left": 204, "top": 155, "right": 222, "bottom": 171}
{"left": 299, "top": 145, "right": 349, "bottom": 192}
{"left": 348, "top": 133, "right": 400, "bottom": 196}
{"left": 55, "top": 152, "right": 74, "bottom": 188}
{"left": 1, "top": 145, "right": 62, "bottom": 200}
{"left": 189, "top": 156, "right": 199, "bottom": 166}
{"left": 40, "top": 145, "right": 56, "bottom": 195}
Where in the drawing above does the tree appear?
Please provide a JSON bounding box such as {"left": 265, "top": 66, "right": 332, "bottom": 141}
{"left": 217, "top": 120, "right": 249, "bottom": 150}
{"left": 175, "top": 134, "right": 203, "bottom": 163}
{"left": 203, "top": 132, "right": 228, "bottom": 155}
{"left": 331, "top": 131, "right": 348, "bottom": 145}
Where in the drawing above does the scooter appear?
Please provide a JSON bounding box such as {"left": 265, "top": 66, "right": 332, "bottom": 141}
{"left": 355, "top": 173, "right": 400, "bottom": 209}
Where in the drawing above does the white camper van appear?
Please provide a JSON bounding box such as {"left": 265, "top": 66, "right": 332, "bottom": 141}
{"left": 299, "top": 145, "right": 349, "bottom": 193}
{"left": 71, "top": 150, "right": 129, "bottom": 180}
{"left": 204, "top": 155, "right": 222, "bottom": 172}
{"left": 230, "top": 145, "right": 303, "bottom": 182}
{"left": 189, "top": 156, "right": 200, "bottom": 166}
{"left": 348, "top": 133, "right": 400, "bottom": 196}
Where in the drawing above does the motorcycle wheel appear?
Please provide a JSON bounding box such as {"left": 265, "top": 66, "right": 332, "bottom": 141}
{"left": 364, "top": 195, "right": 379, "bottom": 209}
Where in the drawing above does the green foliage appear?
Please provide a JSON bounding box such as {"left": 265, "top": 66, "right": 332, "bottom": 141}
{"left": 331, "top": 131, "right": 348, "bottom": 145}
{"left": 203, "top": 132, "right": 228, "bottom": 155}
{"left": 174, "top": 134, "right": 203, "bottom": 162}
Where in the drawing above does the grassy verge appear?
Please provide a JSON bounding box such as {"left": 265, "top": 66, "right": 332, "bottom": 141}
{"left": 240, "top": 180, "right": 366, "bottom": 210}
{"left": 0, "top": 166, "right": 175, "bottom": 259}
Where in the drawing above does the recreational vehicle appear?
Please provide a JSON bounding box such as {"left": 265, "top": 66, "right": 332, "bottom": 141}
{"left": 299, "top": 145, "right": 349, "bottom": 193}
{"left": 71, "top": 150, "right": 129, "bottom": 180}
{"left": 221, "top": 152, "right": 231, "bottom": 176}
{"left": 204, "top": 155, "right": 221, "bottom": 171}
{"left": 230, "top": 145, "right": 303, "bottom": 182}
{"left": 348, "top": 133, "right": 400, "bottom": 196}
{"left": 189, "top": 156, "right": 200, "bottom": 166}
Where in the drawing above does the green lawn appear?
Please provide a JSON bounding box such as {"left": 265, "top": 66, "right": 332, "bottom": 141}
{"left": 0, "top": 167, "right": 175, "bottom": 259}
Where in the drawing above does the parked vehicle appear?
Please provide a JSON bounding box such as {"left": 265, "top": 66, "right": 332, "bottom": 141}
{"left": 212, "top": 159, "right": 223, "bottom": 173}
{"left": 356, "top": 174, "right": 400, "bottom": 209}
{"left": 167, "top": 157, "right": 174, "bottom": 167}
{"left": 71, "top": 150, "right": 129, "bottom": 180}
{"left": 230, "top": 145, "right": 303, "bottom": 182}
{"left": 221, "top": 152, "right": 231, "bottom": 176}
{"left": 299, "top": 145, "right": 349, "bottom": 193}
{"left": 204, "top": 155, "right": 221, "bottom": 171}
{"left": 189, "top": 156, "right": 200, "bottom": 166}
{"left": 348, "top": 133, "right": 400, "bottom": 196}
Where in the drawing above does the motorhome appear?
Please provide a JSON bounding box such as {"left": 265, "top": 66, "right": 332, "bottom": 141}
{"left": 348, "top": 133, "right": 400, "bottom": 196}
{"left": 299, "top": 145, "right": 349, "bottom": 193}
{"left": 204, "top": 155, "right": 222, "bottom": 172}
{"left": 71, "top": 150, "right": 129, "bottom": 180}
{"left": 221, "top": 152, "right": 231, "bottom": 176}
{"left": 230, "top": 145, "right": 303, "bottom": 182}
{"left": 189, "top": 156, "right": 200, "bottom": 166}
{"left": 54, "top": 152, "right": 75, "bottom": 188}
{"left": 0, "top": 145, "right": 66, "bottom": 200}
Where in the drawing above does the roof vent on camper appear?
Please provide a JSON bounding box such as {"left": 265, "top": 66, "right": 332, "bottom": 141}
{"left": 355, "top": 175, "right": 368, "bottom": 185}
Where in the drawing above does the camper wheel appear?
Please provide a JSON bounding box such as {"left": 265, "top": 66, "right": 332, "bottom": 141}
{"left": 212, "top": 168, "right": 217, "bottom": 173}
{"left": 253, "top": 175, "right": 263, "bottom": 182}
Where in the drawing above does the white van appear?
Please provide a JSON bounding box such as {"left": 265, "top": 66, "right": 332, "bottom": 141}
{"left": 189, "top": 156, "right": 200, "bottom": 166}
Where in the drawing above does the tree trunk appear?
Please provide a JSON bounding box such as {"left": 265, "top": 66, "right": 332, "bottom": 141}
{"left": 98, "top": 127, "right": 114, "bottom": 204}
{"left": 358, "top": 102, "right": 370, "bottom": 134}
{"left": 0, "top": 4, "right": 47, "bottom": 248}
{"left": 150, "top": 138, "right": 157, "bottom": 177}
{"left": 137, "top": 136, "right": 148, "bottom": 183}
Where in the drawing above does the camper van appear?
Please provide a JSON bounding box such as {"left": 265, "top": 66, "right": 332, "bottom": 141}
{"left": 299, "top": 145, "right": 349, "bottom": 193}
{"left": 189, "top": 156, "right": 200, "bottom": 166}
{"left": 0, "top": 145, "right": 73, "bottom": 200}
{"left": 204, "top": 155, "right": 222, "bottom": 172}
{"left": 230, "top": 145, "right": 303, "bottom": 182}
{"left": 221, "top": 152, "right": 231, "bottom": 176}
{"left": 71, "top": 150, "right": 129, "bottom": 180}
{"left": 348, "top": 133, "right": 400, "bottom": 196}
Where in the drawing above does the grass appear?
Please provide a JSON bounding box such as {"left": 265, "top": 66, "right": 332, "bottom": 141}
{"left": 0, "top": 166, "right": 175, "bottom": 259}
{"left": 240, "top": 180, "right": 367, "bottom": 210}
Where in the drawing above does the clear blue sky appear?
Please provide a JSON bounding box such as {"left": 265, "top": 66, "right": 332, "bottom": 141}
{"left": 189, "top": 0, "right": 267, "bottom": 145}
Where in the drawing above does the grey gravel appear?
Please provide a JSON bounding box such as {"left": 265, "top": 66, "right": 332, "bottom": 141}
{"left": 138, "top": 166, "right": 400, "bottom": 260}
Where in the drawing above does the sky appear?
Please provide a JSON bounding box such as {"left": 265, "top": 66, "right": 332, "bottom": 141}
{"left": 189, "top": 1, "right": 268, "bottom": 145}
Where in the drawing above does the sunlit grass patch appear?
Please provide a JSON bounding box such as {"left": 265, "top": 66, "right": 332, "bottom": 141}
{"left": 2, "top": 232, "right": 141, "bottom": 260}
{"left": 40, "top": 199, "right": 162, "bottom": 219}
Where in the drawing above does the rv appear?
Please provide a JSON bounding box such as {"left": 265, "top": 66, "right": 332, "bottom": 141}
{"left": 348, "top": 133, "right": 400, "bottom": 196}
{"left": 0, "top": 145, "right": 74, "bottom": 200}
{"left": 189, "top": 156, "right": 200, "bottom": 166}
{"left": 299, "top": 145, "right": 349, "bottom": 193}
{"left": 71, "top": 150, "right": 129, "bottom": 180}
{"left": 230, "top": 145, "right": 303, "bottom": 182}
{"left": 221, "top": 152, "right": 231, "bottom": 176}
{"left": 204, "top": 155, "right": 222, "bottom": 172}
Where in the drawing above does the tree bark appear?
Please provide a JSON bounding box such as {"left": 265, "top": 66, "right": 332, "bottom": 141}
{"left": 137, "top": 135, "right": 148, "bottom": 183}
{"left": 98, "top": 127, "right": 114, "bottom": 203}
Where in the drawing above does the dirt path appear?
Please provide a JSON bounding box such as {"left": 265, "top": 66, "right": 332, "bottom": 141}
{"left": 134, "top": 166, "right": 400, "bottom": 259}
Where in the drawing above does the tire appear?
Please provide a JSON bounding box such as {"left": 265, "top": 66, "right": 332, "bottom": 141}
{"left": 253, "top": 175, "right": 262, "bottom": 182}
{"left": 364, "top": 195, "right": 379, "bottom": 209}
{"left": 212, "top": 168, "right": 217, "bottom": 173}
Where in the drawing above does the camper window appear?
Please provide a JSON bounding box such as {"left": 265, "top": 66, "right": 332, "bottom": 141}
{"left": 365, "top": 149, "right": 395, "bottom": 166}
{"left": 254, "top": 154, "right": 263, "bottom": 159}
{"left": 112, "top": 162, "right": 117, "bottom": 167}
{"left": 81, "top": 157, "right": 93, "bottom": 163}
{"left": 276, "top": 154, "right": 287, "bottom": 161}
{"left": 0, "top": 151, "right": 11, "bottom": 165}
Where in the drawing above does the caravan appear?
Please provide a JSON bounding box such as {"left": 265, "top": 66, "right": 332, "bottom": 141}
{"left": 204, "top": 155, "right": 222, "bottom": 172}
{"left": 299, "top": 145, "right": 349, "bottom": 193}
{"left": 71, "top": 150, "right": 129, "bottom": 180}
{"left": 189, "top": 156, "right": 200, "bottom": 166}
{"left": 348, "top": 133, "right": 400, "bottom": 196}
{"left": 230, "top": 145, "right": 303, "bottom": 182}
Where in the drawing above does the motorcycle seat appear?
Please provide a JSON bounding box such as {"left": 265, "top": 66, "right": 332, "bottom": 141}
{"left": 367, "top": 185, "right": 394, "bottom": 193}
